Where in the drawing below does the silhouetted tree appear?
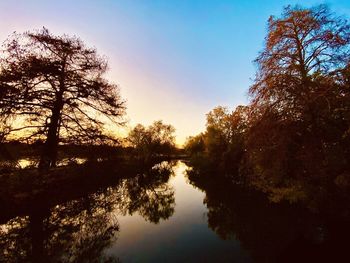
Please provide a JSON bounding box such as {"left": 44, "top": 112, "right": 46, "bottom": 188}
{"left": 128, "top": 120, "right": 176, "bottom": 160}
{"left": 0, "top": 28, "right": 125, "bottom": 169}
{"left": 184, "top": 134, "right": 205, "bottom": 156}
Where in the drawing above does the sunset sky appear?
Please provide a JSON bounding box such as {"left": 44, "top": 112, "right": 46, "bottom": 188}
{"left": 1, "top": 0, "right": 350, "bottom": 145}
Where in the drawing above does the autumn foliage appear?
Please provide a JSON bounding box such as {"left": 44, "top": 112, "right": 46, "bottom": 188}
{"left": 185, "top": 5, "right": 350, "bottom": 211}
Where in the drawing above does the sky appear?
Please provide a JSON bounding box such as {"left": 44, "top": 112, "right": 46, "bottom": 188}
{"left": 1, "top": 0, "right": 350, "bottom": 145}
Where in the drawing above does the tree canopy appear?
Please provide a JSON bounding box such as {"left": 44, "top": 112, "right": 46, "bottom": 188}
{"left": 128, "top": 121, "right": 176, "bottom": 160}
{"left": 0, "top": 28, "right": 125, "bottom": 168}
{"left": 185, "top": 5, "right": 350, "bottom": 210}
{"left": 250, "top": 4, "right": 350, "bottom": 121}
{"left": 247, "top": 5, "right": 350, "bottom": 202}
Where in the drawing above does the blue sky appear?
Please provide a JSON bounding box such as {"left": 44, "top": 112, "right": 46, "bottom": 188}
{"left": 1, "top": 0, "right": 350, "bottom": 144}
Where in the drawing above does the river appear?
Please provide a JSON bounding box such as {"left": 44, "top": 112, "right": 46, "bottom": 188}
{"left": 0, "top": 160, "right": 348, "bottom": 262}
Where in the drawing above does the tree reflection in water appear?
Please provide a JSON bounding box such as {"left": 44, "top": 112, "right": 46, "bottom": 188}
{"left": 0, "top": 161, "right": 176, "bottom": 263}
{"left": 121, "top": 161, "right": 175, "bottom": 223}
{"left": 187, "top": 168, "right": 350, "bottom": 263}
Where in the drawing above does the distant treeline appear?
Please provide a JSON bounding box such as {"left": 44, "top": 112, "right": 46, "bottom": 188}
{"left": 0, "top": 28, "right": 183, "bottom": 170}
{"left": 0, "top": 141, "right": 129, "bottom": 160}
{"left": 185, "top": 5, "right": 350, "bottom": 213}
{"left": 0, "top": 121, "right": 182, "bottom": 174}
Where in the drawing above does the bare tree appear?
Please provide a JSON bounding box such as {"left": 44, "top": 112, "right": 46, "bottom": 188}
{"left": 0, "top": 28, "right": 125, "bottom": 169}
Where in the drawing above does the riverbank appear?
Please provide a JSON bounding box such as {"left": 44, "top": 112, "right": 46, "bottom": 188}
{"left": 0, "top": 158, "right": 177, "bottom": 224}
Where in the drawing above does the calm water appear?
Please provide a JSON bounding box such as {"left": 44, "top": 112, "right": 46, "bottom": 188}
{"left": 0, "top": 160, "right": 348, "bottom": 262}
{"left": 103, "top": 162, "right": 251, "bottom": 262}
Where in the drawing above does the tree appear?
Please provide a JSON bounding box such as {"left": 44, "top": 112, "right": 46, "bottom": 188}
{"left": 206, "top": 106, "right": 232, "bottom": 141}
{"left": 250, "top": 5, "right": 350, "bottom": 116}
{"left": 185, "top": 105, "right": 249, "bottom": 176}
{"left": 184, "top": 134, "right": 205, "bottom": 156}
{"left": 128, "top": 121, "right": 176, "bottom": 160}
{"left": 205, "top": 106, "right": 249, "bottom": 158}
{"left": 246, "top": 5, "right": 350, "bottom": 204}
{"left": 0, "top": 28, "right": 125, "bottom": 169}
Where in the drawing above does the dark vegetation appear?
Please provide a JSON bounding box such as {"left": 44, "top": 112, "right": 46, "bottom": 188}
{"left": 0, "top": 28, "right": 180, "bottom": 263}
{"left": 127, "top": 120, "right": 179, "bottom": 161}
{"left": 187, "top": 168, "right": 350, "bottom": 263}
{"left": 0, "top": 28, "right": 126, "bottom": 170}
{"left": 0, "top": 29, "right": 179, "bottom": 172}
{"left": 185, "top": 5, "right": 350, "bottom": 215}
{"left": 1, "top": 4, "right": 350, "bottom": 262}
{"left": 0, "top": 159, "right": 176, "bottom": 262}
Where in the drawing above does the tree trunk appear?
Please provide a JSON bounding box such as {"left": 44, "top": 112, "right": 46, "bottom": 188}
{"left": 39, "top": 98, "right": 63, "bottom": 171}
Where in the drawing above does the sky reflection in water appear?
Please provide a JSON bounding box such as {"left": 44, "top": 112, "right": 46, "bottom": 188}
{"left": 2, "top": 160, "right": 346, "bottom": 262}
{"left": 105, "top": 161, "right": 250, "bottom": 262}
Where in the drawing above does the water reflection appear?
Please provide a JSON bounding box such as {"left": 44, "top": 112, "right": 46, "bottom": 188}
{"left": 187, "top": 168, "right": 350, "bottom": 263}
{"left": 2, "top": 160, "right": 348, "bottom": 262}
{"left": 121, "top": 162, "right": 175, "bottom": 224}
{"left": 1, "top": 193, "right": 120, "bottom": 263}
{"left": 105, "top": 162, "right": 251, "bottom": 263}
{"left": 0, "top": 157, "right": 87, "bottom": 170}
{"left": 0, "top": 161, "right": 176, "bottom": 263}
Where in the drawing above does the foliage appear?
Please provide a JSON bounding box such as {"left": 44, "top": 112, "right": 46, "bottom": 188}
{"left": 185, "top": 105, "right": 249, "bottom": 177}
{"left": 185, "top": 5, "right": 350, "bottom": 210}
{"left": 127, "top": 120, "right": 176, "bottom": 160}
{"left": 246, "top": 4, "right": 350, "bottom": 206}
